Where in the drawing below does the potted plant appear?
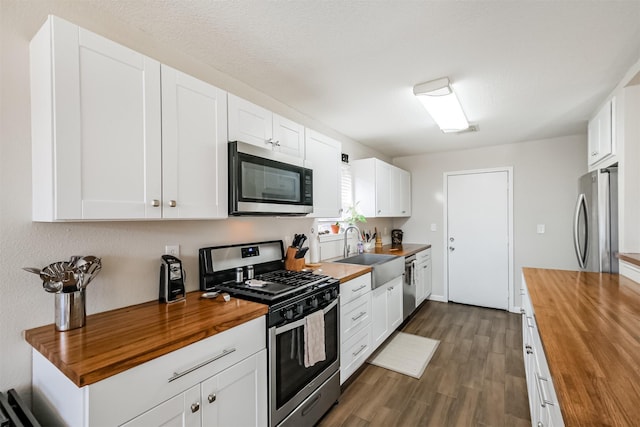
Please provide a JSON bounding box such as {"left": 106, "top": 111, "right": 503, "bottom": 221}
{"left": 330, "top": 222, "right": 340, "bottom": 234}
{"left": 344, "top": 202, "right": 367, "bottom": 225}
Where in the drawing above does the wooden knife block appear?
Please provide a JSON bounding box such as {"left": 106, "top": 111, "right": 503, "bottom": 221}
{"left": 285, "top": 247, "right": 305, "bottom": 271}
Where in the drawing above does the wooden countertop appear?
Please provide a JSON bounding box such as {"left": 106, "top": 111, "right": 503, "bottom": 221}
{"left": 370, "top": 243, "right": 431, "bottom": 257}
{"left": 522, "top": 268, "right": 640, "bottom": 426}
{"left": 308, "top": 262, "right": 372, "bottom": 283}
{"left": 618, "top": 252, "right": 640, "bottom": 268}
{"left": 311, "top": 243, "right": 430, "bottom": 283}
{"left": 24, "top": 292, "right": 267, "bottom": 387}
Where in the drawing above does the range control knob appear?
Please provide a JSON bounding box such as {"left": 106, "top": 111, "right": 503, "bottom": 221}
{"left": 283, "top": 308, "right": 294, "bottom": 320}
{"left": 310, "top": 297, "right": 318, "bottom": 309}
{"left": 331, "top": 288, "right": 339, "bottom": 298}
{"left": 323, "top": 291, "right": 332, "bottom": 302}
{"left": 296, "top": 304, "right": 304, "bottom": 315}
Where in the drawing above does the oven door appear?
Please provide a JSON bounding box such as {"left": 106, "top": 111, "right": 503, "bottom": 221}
{"left": 268, "top": 299, "right": 339, "bottom": 426}
{"left": 229, "top": 141, "right": 313, "bottom": 215}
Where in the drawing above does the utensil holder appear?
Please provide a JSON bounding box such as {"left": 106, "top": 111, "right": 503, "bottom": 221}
{"left": 55, "top": 289, "right": 86, "bottom": 331}
{"left": 285, "top": 247, "right": 305, "bottom": 271}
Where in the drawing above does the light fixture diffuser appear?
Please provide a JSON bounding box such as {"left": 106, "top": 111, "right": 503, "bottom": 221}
{"left": 413, "top": 77, "right": 470, "bottom": 133}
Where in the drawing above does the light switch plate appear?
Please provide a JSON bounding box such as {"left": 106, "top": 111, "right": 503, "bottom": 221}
{"left": 431, "top": 223, "right": 437, "bottom": 231}
{"left": 165, "top": 245, "right": 180, "bottom": 257}
{"left": 537, "top": 224, "right": 545, "bottom": 234}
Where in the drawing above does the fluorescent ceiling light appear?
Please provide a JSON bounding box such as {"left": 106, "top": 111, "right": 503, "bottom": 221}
{"left": 413, "top": 77, "right": 470, "bottom": 133}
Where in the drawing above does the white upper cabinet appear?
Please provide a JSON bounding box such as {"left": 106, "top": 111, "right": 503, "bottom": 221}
{"left": 305, "top": 129, "right": 342, "bottom": 218}
{"left": 31, "top": 16, "right": 162, "bottom": 220}
{"left": 351, "top": 158, "right": 411, "bottom": 218}
{"left": 273, "top": 114, "right": 305, "bottom": 158}
{"left": 228, "top": 94, "right": 305, "bottom": 158}
{"left": 30, "top": 16, "right": 228, "bottom": 221}
{"left": 161, "top": 66, "right": 228, "bottom": 219}
{"left": 588, "top": 97, "right": 615, "bottom": 167}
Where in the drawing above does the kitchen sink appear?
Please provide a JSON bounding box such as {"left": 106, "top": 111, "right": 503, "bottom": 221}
{"left": 333, "top": 253, "right": 404, "bottom": 289}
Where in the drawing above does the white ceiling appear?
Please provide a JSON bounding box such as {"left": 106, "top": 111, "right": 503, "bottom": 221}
{"left": 92, "top": 0, "right": 640, "bottom": 157}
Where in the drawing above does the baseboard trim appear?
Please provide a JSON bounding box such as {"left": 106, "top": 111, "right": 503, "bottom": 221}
{"left": 428, "top": 294, "right": 447, "bottom": 303}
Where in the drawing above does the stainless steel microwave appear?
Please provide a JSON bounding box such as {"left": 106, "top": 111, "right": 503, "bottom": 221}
{"left": 228, "top": 141, "right": 313, "bottom": 216}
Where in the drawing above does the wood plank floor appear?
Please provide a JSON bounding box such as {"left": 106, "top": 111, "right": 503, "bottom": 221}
{"left": 318, "top": 301, "right": 530, "bottom": 426}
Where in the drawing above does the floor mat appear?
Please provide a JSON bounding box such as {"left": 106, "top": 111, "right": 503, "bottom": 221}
{"left": 368, "top": 332, "right": 439, "bottom": 379}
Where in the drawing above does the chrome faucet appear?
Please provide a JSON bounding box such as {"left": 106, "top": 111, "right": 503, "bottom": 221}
{"left": 343, "top": 225, "right": 363, "bottom": 258}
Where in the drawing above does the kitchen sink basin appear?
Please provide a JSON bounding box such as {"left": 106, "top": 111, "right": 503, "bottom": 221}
{"left": 334, "top": 253, "right": 404, "bottom": 289}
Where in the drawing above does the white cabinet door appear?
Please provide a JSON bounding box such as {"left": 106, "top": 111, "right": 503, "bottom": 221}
{"left": 305, "top": 129, "right": 342, "bottom": 218}
{"left": 227, "top": 94, "right": 273, "bottom": 150}
{"left": 371, "top": 284, "right": 389, "bottom": 349}
{"left": 387, "top": 276, "right": 403, "bottom": 331}
{"left": 121, "top": 385, "right": 201, "bottom": 427}
{"left": 375, "top": 160, "right": 392, "bottom": 217}
{"left": 31, "top": 16, "right": 162, "bottom": 220}
{"left": 200, "top": 350, "right": 267, "bottom": 427}
{"left": 273, "top": 114, "right": 305, "bottom": 158}
{"left": 351, "top": 158, "right": 411, "bottom": 218}
{"left": 397, "top": 168, "right": 411, "bottom": 217}
{"left": 588, "top": 98, "right": 614, "bottom": 166}
{"left": 161, "top": 66, "right": 228, "bottom": 219}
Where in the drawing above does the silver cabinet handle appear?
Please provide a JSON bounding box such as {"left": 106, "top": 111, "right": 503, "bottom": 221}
{"left": 168, "top": 348, "right": 236, "bottom": 382}
{"left": 526, "top": 316, "right": 534, "bottom": 329}
{"left": 449, "top": 246, "right": 455, "bottom": 251}
{"left": 352, "top": 311, "right": 366, "bottom": 321}
{"left": 208, "top": 393, "right": 216, "bottom": 403}
{"left": 536, "top": 373, "right": 554, "bottom": 407}
{"left": 151, "top": 199, "right": 160, "bottom": 207}
{"left": 169, "top": 200, "right": 177, "bottom": 207}
{"left": 191, "top": 402, "right": 200, "bottom": 413}
{"left": 388, "top": 286, "right": 394, "bottom": 291}
{"left": 352, "top": 285, "right": 367, "bottom": 292}
{"left": 520, "top": 308, "right": 526, "bottom": 314}
{"left": 353, "top": 344, "right": 367, "bottom": 357}
{"left": 449, "top": 237, "right": 455, "bottom": 242}
{"left": 273, "top": 140, "right": 281, "bottom": 146}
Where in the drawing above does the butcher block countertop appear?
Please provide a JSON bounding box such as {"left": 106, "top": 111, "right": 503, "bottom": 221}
{"left": 314, "top": 243, "right": 431, "bottom": 283}
{"left": 24, "top": 292, "right": 267, "bottom": 387}
{"left": 371, "top": 243, "right": 431, "bottom": 257}
{"left": 522, "top": 268, "right": 640, "bottom": 426}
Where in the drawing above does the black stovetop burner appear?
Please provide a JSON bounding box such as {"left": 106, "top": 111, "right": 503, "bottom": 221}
{"left": 212, "top": 269, "right": 336, "bottom": 304}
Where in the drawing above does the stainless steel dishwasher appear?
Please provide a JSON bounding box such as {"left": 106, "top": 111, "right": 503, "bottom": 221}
{"left": 403, "top": 254, "right": 417, "bottom": 319}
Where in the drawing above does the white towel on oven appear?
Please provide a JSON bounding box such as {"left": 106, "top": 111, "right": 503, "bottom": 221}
{"left": 304, "top": 310, "right": 326, "bottom": 367}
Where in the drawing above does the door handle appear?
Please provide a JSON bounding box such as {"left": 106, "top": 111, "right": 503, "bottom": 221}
{"left": 573, "top": 193, "right": 588, "bottom": 269}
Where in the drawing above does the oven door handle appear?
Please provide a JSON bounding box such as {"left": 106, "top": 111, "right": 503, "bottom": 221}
{"left": 275, "top": 299, "right": 338, "bottom": 335}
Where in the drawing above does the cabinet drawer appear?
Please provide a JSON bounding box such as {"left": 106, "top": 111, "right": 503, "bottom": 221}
{"left": 340, "top": 273, "right": 372, "bottom": 306}
{"left": 341, "top": 293, "right": 372, "bottom": 344}
{"left": 88, "top": 316, "right": 266, "bottom": 426}
{"left": 416, "top": 249, "right": 431, "bottom": 262}
{"left": 340, "top": 327, "right": 372, "bottom": 384}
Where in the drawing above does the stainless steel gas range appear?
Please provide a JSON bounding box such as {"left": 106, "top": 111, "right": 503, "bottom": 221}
{"left": 199, "top": 240, "right": 340, "bottom": 427}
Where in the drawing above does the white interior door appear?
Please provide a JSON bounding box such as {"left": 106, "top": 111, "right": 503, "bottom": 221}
{"left": 447, "top": 170, "right": 510, "bottom": 310}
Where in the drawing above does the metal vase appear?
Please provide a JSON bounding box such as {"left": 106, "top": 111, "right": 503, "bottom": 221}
{"left": 55, "top": 289, "right": 86, "bottom": 331}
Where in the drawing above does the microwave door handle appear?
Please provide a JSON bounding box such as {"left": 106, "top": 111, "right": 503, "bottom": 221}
{"left": 573, "top": 193, "right": 588, "bottom": 269}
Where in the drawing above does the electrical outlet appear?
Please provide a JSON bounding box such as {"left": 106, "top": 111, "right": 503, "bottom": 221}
{"left": 165, "top": 245, "right": 180, "bottom": 257}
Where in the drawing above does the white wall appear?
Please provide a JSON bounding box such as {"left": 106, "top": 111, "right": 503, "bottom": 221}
{"left": 393, "top": 135, "right": 587, "bottom": 308}
{"left": 0, "top": 1, "right": 391, "bottom": 395}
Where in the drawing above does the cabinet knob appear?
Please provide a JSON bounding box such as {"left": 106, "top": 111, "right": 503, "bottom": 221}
{"left": 169, "top": 200, "right": 177, "bottom": 208}
{"left": 190, "top": 402, "right": 200, "bottom": 413}
{"left": 449, "top": 246, "right": 455, "bottom": 251}
{"left": 378, "top": 210, "right": 382, "bottom": 214}
{"left": 151, "top": 199, "right": 160, "bottom": 207}
{"left": 208, "top": 393, "right": 216, "bottom": 403}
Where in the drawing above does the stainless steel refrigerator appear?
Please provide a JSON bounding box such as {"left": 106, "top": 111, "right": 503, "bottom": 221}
{"left": 573, "top": 166, "right": 618, "bottom": 273}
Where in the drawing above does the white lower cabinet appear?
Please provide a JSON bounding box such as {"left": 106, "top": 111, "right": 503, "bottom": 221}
{"left": 339, "top": 273, "right": 372, "bottom": 384}
{"left": 124, "top": 350, "right": 267, "bottom": 427}
{"left": 32, "top": 317, "right": 267, "bottom": 427}
{"left": 521, "top": 277, "right": 564, "bottom": 427}
{"left": 415, "top": 249, "right": 432, "bottom": 306}
{"left": 371, "top": 276, "right": 403, "bottom": 349}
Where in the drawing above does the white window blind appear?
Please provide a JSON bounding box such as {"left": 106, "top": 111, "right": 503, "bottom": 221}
{"left": 341, "top": 162, "right": 353, "bottom": 219}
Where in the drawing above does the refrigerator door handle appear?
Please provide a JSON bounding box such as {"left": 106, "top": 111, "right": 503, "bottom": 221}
{"left": 573, "top": 193, "right": 588, "bottom": 269}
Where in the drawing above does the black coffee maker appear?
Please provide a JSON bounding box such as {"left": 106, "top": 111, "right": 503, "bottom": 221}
{"left": 391, "top": 229, "right": 403, "bottom": 246}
